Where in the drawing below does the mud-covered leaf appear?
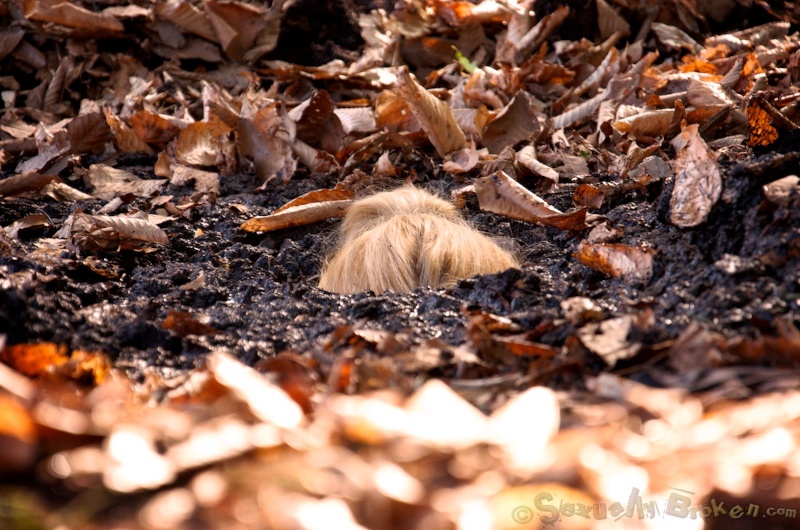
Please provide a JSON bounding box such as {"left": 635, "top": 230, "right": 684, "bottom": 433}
{"left": 669, "top": 123, "right": 722, "bottom": 227}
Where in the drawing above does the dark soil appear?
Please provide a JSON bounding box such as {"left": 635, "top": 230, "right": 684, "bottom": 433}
{"left": 2, "top": 143, "right": 799, "bottom": 385}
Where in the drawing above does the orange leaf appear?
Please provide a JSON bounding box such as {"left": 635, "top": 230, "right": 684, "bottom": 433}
{"left": 1, "top": 343, "right": 69, "bottom": 377}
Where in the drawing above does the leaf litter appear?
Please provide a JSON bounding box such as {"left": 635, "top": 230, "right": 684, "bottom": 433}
{"left": 2, "top": 0, "right": 800, "bottom": 528}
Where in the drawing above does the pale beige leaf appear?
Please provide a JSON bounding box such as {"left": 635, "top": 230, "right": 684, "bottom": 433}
{"left": 241, "top": 200, "right": 352, "bottom": 233}
{"left": 333, "top": 107, "right": 377, "bottom": 135}
{"left": 578, "top": 316, "right": 640, "bottom": 366}
{"left": 86, "top": 164, "right": 166, "bottom": 200}
{"left": 686, "top": 79, "right": 734, "bottom": 107}
{"left": 207, "top": 352, "right": 304, "bottom": 428}
{"left": 612, "top": 108, "right": 675, "bottom": 137}
{"left": 762, "top": 175, "right": 799, "bottom": 206}
{"left": 651, "top": 22, "right": 702, "bottom": 53}
{"left": 395, "top": 67, "right": 467, "bottom": 157}
{"left": 574, "top": 241, "right": 654, "bottom": 281}
{"left": 669, "top": 124, "right": 722, "bottom": 227}
{"left": 515, "top": 145, "right": 558, "bottom": 182}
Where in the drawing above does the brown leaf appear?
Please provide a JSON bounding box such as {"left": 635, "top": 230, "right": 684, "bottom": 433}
{"left": 482, "top": 91, "right": 539, "bottom": 154}
{"left": 473, "top": 171, "right": 587, "bottom": 230}
{"left": 129, "top": 111, "right": 181, "bottom": 147}
{"left": 0, "top": 395, "right": 37, "bottom": 475}
{"left": 22, "top": 0, "right": 125, "bottom": 34}
{"left": 0, "top": 172, "right": 58, "bottom": 198}
{"left": 169, "top": 165, "right": 220, "bottom": 195}
{"left": 273, "top": 188, "right": 355, "bottom": 214}
{"left": 204, "top": 0, "right": 268, "bottom": 61}
{"left": 0, "top": 342, "right": 68, "bottom": 377}
{"left": 68, "top": 212, "right": 170, "bottom": 251}
{"left": 67, "top": 112, "right": 111, "bottom": 155}
{"left": 154, "top": 0, "right": 217, "bottom": 42}
{"left": 289, "top": 90, "right": 345, "bottom": 154}
{"left": 104, "top": 109, "right": 153, "bottom": 154}
{"left": 395, "top": 67, "right": 467, "bottom": 157}
{"left": 238, "top": 100, "right": 297, "bottom": 183}
{"left": 612, "top": 108, "right": 675, "bottom": 138}
{"left": 669, "top": 123, "right": 722, "bottom": 227}
{"left": 574, "top": 241, "right": 655, "bottom": 280}
{"left": 174, "top": 116, "right": 233, "bottom": 167}
{"left": 241, "top": 200, "right": 352, "bottom": 233}
{"left": 163, "top": 310, "right": 218, "bottom": 337}
{"left": 85, "top": 164, "right": 166, "bottom": 200}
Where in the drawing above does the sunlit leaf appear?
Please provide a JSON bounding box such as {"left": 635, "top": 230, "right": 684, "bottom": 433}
{"left": 669, "top": 123, "right": 722, "bottom": 227}
{"left": 395, "top": 67, "right": 467, "bottom": 157}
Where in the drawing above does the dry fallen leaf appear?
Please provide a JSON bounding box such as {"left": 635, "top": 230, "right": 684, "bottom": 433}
{"left": 669, "top": 123, "right": 722, "bottom": 227}
{"left": 473, "top": 171, "right": 586, "bottom": 230}
{"left": 577, "top": 316, "right": 640, "bottom": 365}
{"left": 65, "top": 212, "right": 170, "bottom": 251}
{"left": 574, "top": 241, "right": 655, "bottom": 281}
{"left": 241, "top": 200, "right": 352, "bottom": 233}
{"left": 395, "top": 66, "right": 468, "bottom": 157}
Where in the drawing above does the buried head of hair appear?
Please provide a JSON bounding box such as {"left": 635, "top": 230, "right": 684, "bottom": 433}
{"left": 318, "top": 186, "right": 520, "bottom": 294}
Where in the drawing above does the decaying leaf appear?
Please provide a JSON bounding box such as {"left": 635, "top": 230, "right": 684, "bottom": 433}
{"left": 395, "top": 67, "right": 467, "bottom": 157}
{"left": 473, "top": 171, "right": 586, "bottom": 230}
{"left": 575, "top": 241, "right": 655, "bottom": 281}
{"left": 669, "top": 124, "right": 722, "bottom": 227}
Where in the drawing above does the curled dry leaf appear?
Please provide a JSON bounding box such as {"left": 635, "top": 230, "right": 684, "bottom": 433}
{"left": 0, "top": 172, "right": 58, "bottom": 198}
{"left": 85, "top": 164, "right": 166, "bottom": 200}
{"left": 575, "top": 241, "right": 654, "bottom": 281}
{"left": 473, "top": 171, "right": 587, "bottom": 230}
{"left": 669, "top": 123, "right": 722, "bottom": 227}
{"left": 482, "top": 92, "right": 539, "bottom": 154}
{"left": 442, "top": 145, "right": 479, "bottom": 173}
{"left": 612, "top": 108, "right": 675, "bottom": 137}
{"left": 395, "top": 67, "right": 467, "bottom": 157}
{"left": 174, "top": 115, "right": 233, "bottom": 167}
{"left": 241, "top": 199, "right": 352, "bottom": 233}
{"left": 515, "top": 145, "right": 559, "bottom": 182}
{"left": 22, "top": 0, "right": 125, "bottom": 34}
{"left": 67, "top": 212, "right": 169, "bottom": 251}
